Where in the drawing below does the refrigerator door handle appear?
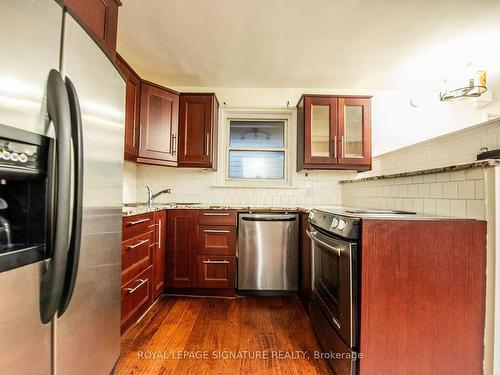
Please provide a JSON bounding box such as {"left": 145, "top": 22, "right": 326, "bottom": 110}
{"left": 58, "top": 77, "right": 84, "bottom": 316}
{"left": 40, "top": 70, "right": 73, "bottom": 324}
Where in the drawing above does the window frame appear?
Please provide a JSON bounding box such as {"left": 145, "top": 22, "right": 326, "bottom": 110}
{"left": 216, "top": 108, "right": 297, "bottom": 188}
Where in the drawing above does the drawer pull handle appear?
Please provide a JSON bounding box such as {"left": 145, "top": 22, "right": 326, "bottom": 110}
{"left": 124, "top": 279, "right": 147, "bottom": 294}
{"left": 126, "top": 239, "right": 149, "bottom": 250}
{"left": 203, "top": 260, "right": 230, "bottom": 264}
{"left": 158, "top": 219, "right": 162, "bottom": 249}
{"left": 203, "top": 229, "right": 231, "bottom": 233}
{"left": 203, "top": 213, "right": 230, "bottom": 216}
{"left": 127, "top": 218, "right": 150, "bottom": 226}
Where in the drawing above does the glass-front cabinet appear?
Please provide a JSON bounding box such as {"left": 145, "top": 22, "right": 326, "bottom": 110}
{"left": 297, "top": 95, "right": 371, "bottom": 171}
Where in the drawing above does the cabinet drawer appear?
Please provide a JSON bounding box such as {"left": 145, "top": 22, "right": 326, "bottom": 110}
{"left": 122, "top": 213, "right": 153, "bottom": 241}
{"left": 121, "top": 267, "right": 151, "bottom": 333}
{"left": 198, "top": 226, "right": 236, "bottom": 256}
{"left": 198, "top": 210, "right": 236, "bottom": 226}
{"left": 121, "top": 231, "right": 153, "bottom": 285}
{"left": 197, "top": 255, "right": 236, "bottom": 289}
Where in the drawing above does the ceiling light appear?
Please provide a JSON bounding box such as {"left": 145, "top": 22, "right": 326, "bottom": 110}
{"left": 439, "top": 69, "right": 487, "bottom": 101}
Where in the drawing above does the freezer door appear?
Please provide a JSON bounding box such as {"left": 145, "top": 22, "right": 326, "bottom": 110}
{"left": 0, "top": 1, "right": 63, "bottom": 375}
{"left": 0, "top": 0, "right": 62, "bottom": 137}
{"left": 55, "top": 13, "right": 125, "bottom": 375}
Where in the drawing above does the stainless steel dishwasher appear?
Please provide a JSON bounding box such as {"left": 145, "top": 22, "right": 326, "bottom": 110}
{"left": 238, "top": 213, "right": 299, "bottom": 293}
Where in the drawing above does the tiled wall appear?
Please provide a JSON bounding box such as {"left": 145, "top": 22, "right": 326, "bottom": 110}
{"left": 128, "top": 164, "right": 355, "bottom": 207}
{"left": 363, "top": 117, "right": 500, "bottom": 177}
{"left": 342, "top": 168, "right": 486, "bottom": 219}
{"left": 123, "top": 161, "right": 138, "bottom": 203}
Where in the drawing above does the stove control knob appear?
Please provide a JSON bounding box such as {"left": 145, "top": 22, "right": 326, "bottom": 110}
{"left": 330, "top": 217, "right": 339, "bottom": 229}
{"left": 337, "top": 219, "right": 347, "bottom": 231}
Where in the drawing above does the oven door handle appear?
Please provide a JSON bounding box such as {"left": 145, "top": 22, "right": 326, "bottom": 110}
{"left": 307, "top": 230, "right": 343, "bottom": 256}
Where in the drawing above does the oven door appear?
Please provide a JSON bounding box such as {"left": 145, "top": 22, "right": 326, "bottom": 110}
{"left": 308, "top": 226, "right": 358, "bottom": 348}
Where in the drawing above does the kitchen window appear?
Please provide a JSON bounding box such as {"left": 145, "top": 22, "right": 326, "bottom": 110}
{"left": 227, "top": 120, "right": 286, "bottom": 180}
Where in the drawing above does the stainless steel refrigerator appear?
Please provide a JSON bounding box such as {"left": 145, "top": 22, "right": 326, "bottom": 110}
{"left": 0, "top": 1, "right": 125, "bottom": 374}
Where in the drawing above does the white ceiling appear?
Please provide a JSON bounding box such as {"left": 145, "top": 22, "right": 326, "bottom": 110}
{"left": 117, "top": 0, "right": 500, "bottom": 91}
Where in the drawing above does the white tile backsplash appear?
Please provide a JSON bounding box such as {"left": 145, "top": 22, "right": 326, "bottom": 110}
{"left": 126, "top": 164, "right": 355, "bottom": 207}
{"left": 342, "top": 167, "right": 486, "bottom": 219}
{"left": 123, "top": 161, "right": 138, "bottom": 203}
{"left": 341, "top": 120, "right": 498, "bottom": 219}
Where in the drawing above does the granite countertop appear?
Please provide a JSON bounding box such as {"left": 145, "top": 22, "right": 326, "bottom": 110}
{"left": 339, "top": 159, "right": 499, "bottom": 184}
{"left": 122, "top": 204, "right": 473, "bottom": 221}
{"left": 122, "top": 204, "right": 314, "bottom": 217}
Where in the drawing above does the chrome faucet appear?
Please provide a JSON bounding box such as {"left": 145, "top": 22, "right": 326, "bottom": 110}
{"left": 145, "top": 186, "right": 172, "bottom": 207}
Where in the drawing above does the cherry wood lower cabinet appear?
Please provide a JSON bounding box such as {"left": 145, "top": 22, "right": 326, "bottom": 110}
{"left": 121, "top": 231, "right": 152, "bottom": 286}
{"left": 121, "top": 211, "right": 167, "bottom": 333}
{"left": 166, "top": 209, "right": 237, "bottom": 295}
{"left": 151, "top": 210, "right": 167, "bottom": 300}
{"left": 121, "top": 267, "right": 151, "bottom": 334}
{"left": 197, "top": 256, "right": 236, "bottom": 289}
{"left": 166, "top": 210, "right": 199, "bottom": 288}
{"left": 359, "top": 220, "right": 486, "bottom": 375}
{"left": 198, "top": 225, "right": 237, "bottom": 256}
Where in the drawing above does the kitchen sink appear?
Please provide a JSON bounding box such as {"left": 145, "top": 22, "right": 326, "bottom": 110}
{"left": 123, "top": 203, "right": 147, "bottom": 207}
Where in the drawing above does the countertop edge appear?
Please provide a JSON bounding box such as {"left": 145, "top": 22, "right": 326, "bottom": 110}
{"left": 122, "top": 205, "right": 312, "bottom": 217}
{"left": 339, "top": 159, "right": 499, "bottom": 184}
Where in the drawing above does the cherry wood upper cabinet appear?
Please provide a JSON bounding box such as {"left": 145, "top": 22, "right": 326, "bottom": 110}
{"left": 338, "top": 97, "right": 372, "bottom": 167}
{"left": 137, "top": 82, "right": 179, "bottom": 166}
{"left": 116, "top": 55, "right": 140, "bottom": 161}
{"left": 178, "top": 93, "right": 219, "bottom": 169}
{"left": 166, "top": 210, "right": 198, "bottom": 288}
{"left": 63, "top": 0, "right": 121, "bottom": 57}
{"left": 297, "top": 95, "right": 372, "bottom": 171}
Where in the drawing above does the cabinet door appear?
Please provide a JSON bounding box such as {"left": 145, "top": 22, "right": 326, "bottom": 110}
{"left": 178, "top": 94, "right": 217, "bottom": 168}
{"left": 138, "top": 83, "right": 179, "bottom": 165}
{"left": 338, "top": 98, "right": 371, "bottom": 167}
{"left": 63, "top": 0, "right": 120, "bottom": 57}
{"left": 121, "top": 231, "right": 153, "bottom": 286}
{"left": 116, "top": 55, "right": 140, "bottom": 161}
{"left": 197, "top": 256, "right": 236, "bottom": 289}
{"left": 304, "top": 96, "right": 338, "bottom": 166}
{"left": 121, "top": 267, "right": 151, "bottom": 333}
{"left": 198, "top": 226, "right": 237, "bottom": 256}
{"left": 166, "top": 210, "right": 198, "bottom": 288}
{"left": 151, "top": 210, "right": 167, "bottom": 300}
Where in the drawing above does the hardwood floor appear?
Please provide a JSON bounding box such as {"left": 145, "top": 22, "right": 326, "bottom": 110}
{"left": 116, "top": 296, "right": 333, "bottom": 374}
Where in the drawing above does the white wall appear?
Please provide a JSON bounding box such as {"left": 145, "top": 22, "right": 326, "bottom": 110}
{"left": 361, "top": 117, "right": 500, "bottom": 177}
{"left": 171, "top": 86, "right": 499, "bottom": 156}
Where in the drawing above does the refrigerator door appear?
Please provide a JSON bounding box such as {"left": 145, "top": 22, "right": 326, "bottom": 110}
{"left": 0, "top": 1, "right": 63, "bottom": 374}
{"left": 55, "top": 13, "right": 125, "bottom": 375}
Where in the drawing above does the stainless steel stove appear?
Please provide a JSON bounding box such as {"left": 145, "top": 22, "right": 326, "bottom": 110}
{"left": 307, "top": 206, "right": 416, "bottom": 375}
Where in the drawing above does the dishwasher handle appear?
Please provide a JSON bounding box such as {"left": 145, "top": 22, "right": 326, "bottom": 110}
{"left": 240, "top": 214, "right": 298, "bottom": 222}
